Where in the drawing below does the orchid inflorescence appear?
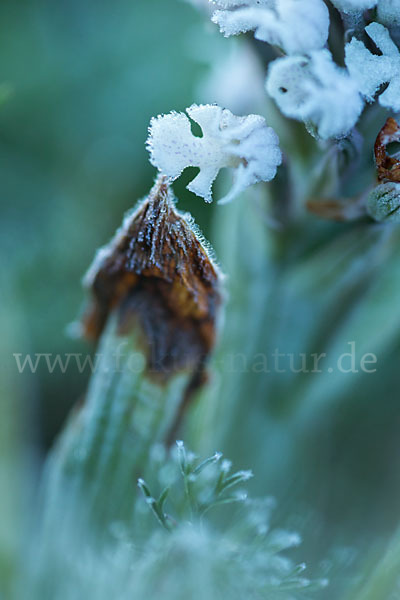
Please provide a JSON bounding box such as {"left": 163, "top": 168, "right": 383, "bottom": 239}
{"left": 146, "top": 1, "right": 400, "bottom": 205}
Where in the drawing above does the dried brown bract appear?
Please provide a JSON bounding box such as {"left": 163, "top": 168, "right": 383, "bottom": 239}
{"left": 82, "top": 176, "right": 222, "bottom": 378}
{"left": 306, "top": 197, "right": 366, "bottom": 222}
{"left": 374, "top": 117, "right": 400, "bottom": 183}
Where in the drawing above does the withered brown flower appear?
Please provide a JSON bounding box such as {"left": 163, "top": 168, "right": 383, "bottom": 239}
{"left": 374, "top": 117, "right": 400, "bottom": 183}
{"left": 82, "top": 176, "right": 222, "bottom": 381}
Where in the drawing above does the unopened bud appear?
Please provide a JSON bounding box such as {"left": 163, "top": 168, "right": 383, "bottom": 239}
{"left": 367, "top": 182, "right": 400, "bottom": 223}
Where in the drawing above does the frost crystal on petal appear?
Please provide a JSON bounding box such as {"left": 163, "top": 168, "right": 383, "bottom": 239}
{"left": 147, "top": 104, "right": 282, "bottom": 204}
{"left": 266, "top": 50, "right": 363, "bottom": 139}
{"left": 345, "top": 22, "right": 400, "bottom": 112}
{"left": 82, "top": 176, "right": 222, "bottom": 375}
{"left": 211, "top": 0, "right": 329, "bottom": 55}
{"left": 377, "top": 0, "right": 400, "bottom": 27}
{"left": 330, "top": 0, "right": 377, "bottom": 13}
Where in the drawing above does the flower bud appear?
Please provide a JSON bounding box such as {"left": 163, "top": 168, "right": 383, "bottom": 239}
{"left": 367, "top": 182, "right": 400, "bottom": 223}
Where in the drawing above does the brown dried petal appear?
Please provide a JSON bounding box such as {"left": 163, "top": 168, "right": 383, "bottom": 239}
{"left": 82, "top": 176, "right": 222, "bottom": 378}
{"left": 374, "top": 117, "right": 400, "bottom": 183}
{"left": 306, "top": 197, "right": 366, "bottom": 222}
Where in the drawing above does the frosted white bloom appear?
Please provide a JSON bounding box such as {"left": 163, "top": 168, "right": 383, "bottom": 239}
{"left": 211, "top": 0, "right": 329, "bottom": 55}
{"left": 330, "top": 0, "right": 377, "bottom": 13}
{"left": 345, "top": 23, "right": 400, "bottom": 112}
{"left": 266, "top": 50, "right": 363, "bottom": 139}
{"left": 147, "top": 104, "right": 282, "bottom": 204}
{"left": 377, "top": 0, "right": 400, "bottom": 27}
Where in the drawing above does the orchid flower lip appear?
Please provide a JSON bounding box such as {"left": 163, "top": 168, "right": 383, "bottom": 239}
{"left": 146, "top": 103, "right": 282, "bottom": 203}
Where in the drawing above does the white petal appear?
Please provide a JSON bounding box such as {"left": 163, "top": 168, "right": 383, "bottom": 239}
{"left": 147, "top": 112, "right": 198, "bottom": 179}
{"left": 345, "top": 23, "right": 400, "bottom": 111}
{"left": 366, "top": 21, "right": 399, "bottom": 57}
{"left": 147, "top": 104, "right": 282, "bottom": 203}
{"left": 187, "top": 166, "right": 220, "bottom": 203}
{"left": 379, "top": 77, "right": 400, "bottom": 112}
{"left": 345, "top": 41, "right": 388, "bottom": 101}
{"left": 378, "top": 0, "right": 400, "bottom": 27}
{"left": 266, "top": 56, "right": 311, "bottom": 120}
{"left": 266, "top": 51, "right": 363, "bottom": 139}
{"left": 219, "top": 125, "right": 281, "bottom": 204}
{"left": 211, "top": 0, "right": 329, "bottom": 55}
{"left": 330, "top": 0, "right": 377, "bottom": 13}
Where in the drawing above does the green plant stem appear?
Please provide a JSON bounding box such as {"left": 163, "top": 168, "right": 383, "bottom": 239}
{"left": 38, "top": 313, "right": 192, "bottom": 541}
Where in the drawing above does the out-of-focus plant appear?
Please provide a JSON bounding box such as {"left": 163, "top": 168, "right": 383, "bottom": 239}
{"left": 21, "top": 443, "right": 328, "bottom": 600}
